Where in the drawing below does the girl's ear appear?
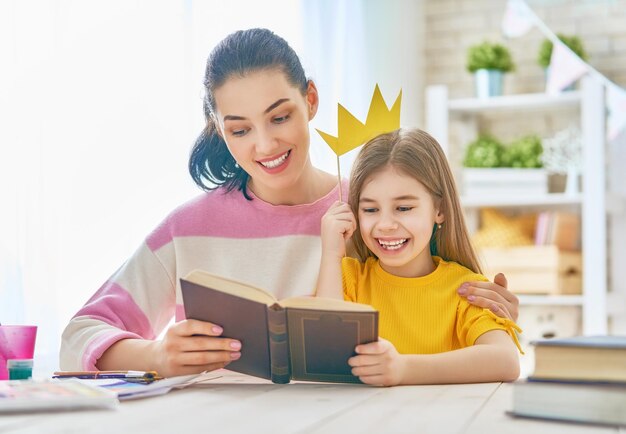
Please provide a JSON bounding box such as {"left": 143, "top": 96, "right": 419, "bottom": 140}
{"left": 435, "top": 209, "right": 445, "bottom": 225}
{"left": 306, "top": 80, "right": 319, "bottom": 120}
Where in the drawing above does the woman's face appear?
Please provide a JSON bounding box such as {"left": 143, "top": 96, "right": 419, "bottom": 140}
{"left": 212, "top": 69, "right": 318, "bottom": 200}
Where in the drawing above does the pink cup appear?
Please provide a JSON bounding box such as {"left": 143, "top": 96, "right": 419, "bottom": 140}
{"left": 0, "top": 325, "right": 37, "bottom": 380}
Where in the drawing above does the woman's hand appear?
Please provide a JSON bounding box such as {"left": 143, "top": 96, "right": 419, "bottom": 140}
{"left": 349, "top": 338, "right": 405, "bottom": 386}
{"left": 320, "top": 201, "right": 356, "bottom": 259}
{"left": 154, "top": 319, "right": 242, "bottom": 377}
{"left": 457, "top": 273, "right": 519, "bottom": 322}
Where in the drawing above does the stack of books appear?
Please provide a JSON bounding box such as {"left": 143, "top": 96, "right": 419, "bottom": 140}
{"left": 510, "top": 335, "right": 626, "bottom": 427}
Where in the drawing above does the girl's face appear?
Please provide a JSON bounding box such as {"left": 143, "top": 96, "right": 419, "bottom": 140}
{"left": 358, "top": 165, "right": 444, "bottom": 278}
{"left": 212, "top": 69, "right": 318, "bottom": 202}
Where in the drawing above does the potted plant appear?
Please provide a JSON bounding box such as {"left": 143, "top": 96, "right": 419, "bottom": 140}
{"left": 466, "top": 41, "right": 515, "bottom": 98}
{"left": 501, "top": 135, "right": 544, "bottom": 168}
{"left": 463, "top": 135, "right": 504, "bottom": 168}
{"left": 462, "top": 134, "right": 547, "bottom": 196}
{"left": 538, "top": 34, "right": 588, "bottom": 90}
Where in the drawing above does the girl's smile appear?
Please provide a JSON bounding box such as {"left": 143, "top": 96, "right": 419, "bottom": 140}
{"left": 376, "top": 237, "right": 409, "bottom": 252}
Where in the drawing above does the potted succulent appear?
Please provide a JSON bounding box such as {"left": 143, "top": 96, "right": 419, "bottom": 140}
{"left": 538, "top": 34, "right": 588, "bottom": 90}
{"left": 462, "top": 135, "right": 547, "bottom": 196}
{"left": 466, "top": 41, "right": 515, "bottom": 98}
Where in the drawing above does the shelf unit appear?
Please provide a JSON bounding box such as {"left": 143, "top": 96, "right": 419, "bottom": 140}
{"left": 426, "top": 77, "right": 607, "bottom": 335}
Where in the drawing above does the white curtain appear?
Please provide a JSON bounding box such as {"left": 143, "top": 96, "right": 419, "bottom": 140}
{"left": 304, "top": 0, "right": 424, "bottom": 177}
{"left": 0, "top": 0, "right": 423, "bottom": 374}
{"left": 0, "top": 0, "right": 302, "bottom": 374}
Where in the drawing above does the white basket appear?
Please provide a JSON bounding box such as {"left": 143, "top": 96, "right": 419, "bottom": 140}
{"left": 462, "top": 168, "right": 548, "bottom": 196}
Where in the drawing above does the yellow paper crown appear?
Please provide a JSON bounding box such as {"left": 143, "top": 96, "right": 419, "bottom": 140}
{"left": 316, "top": 84, "right": 402, "bottom": 156}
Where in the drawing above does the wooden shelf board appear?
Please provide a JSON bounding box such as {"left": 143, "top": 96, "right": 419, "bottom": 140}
{"left": 518, "top": 295, "right": 584, "bottom": 306}
{"left": 449, "top": 92, "right": 581, "bottom": 114}
{"left": 461, "top": 193, "right": 583, "bottom": 208}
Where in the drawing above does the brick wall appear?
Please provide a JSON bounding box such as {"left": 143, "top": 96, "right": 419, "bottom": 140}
{"left": 424, "top": 0, "right": 626, "bottom": 98}
{"left": 423, "top": 0, "right": 626, "bottom": 334}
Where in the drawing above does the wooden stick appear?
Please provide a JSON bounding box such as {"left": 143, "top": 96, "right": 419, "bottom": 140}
{"left": 336, "top": 155, "right": 343, "bottom": 202}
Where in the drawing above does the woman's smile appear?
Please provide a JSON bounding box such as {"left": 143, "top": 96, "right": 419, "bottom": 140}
{"left": 257, "top": 149, "right": 291, "bottom": 172}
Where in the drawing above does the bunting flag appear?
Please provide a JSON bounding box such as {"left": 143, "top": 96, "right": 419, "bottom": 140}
{"left": 607, "top": 83, "right": 626, "bottom": 141}
{"left": 546, "top": 43, "right": 590, "bottom": 95}
{"left": 501, "top": 0, "right": 534, "bottom": 38}
{"left": 501, "top": 0, "right": 626, "bottom": 141}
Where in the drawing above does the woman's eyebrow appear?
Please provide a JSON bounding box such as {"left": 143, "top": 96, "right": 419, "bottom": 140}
{"left": 265, "top": 98, "right": 290, "bottom": 113}
{"left": 223, "top": 98, "right": 290, "bottom": 122}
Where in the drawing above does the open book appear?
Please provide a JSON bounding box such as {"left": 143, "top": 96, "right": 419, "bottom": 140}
{"left": 0, "top": 380, "right": 118, "bottom": 413}
{"left": 181, "top": 270, "right": 378, "bottom": 384}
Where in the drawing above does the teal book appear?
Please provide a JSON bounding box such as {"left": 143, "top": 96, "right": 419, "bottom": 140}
{"left": 511, "top": 379, "right": 626, "bottom": 427}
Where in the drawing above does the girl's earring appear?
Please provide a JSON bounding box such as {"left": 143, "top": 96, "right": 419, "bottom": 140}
{"left": 438, "top": 224, "right": 442, "bottom": 230}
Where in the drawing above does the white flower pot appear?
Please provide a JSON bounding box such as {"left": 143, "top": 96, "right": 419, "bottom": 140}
{"left": 474, "top": 69, "right": 504, "bottom": 98}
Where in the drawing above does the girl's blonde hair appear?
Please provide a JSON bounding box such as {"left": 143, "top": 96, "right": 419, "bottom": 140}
{"left": 348, "top": 128, "right": 482, "bottom": 274}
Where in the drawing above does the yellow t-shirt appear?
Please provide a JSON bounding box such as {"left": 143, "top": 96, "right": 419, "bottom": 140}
{"left": 342, "top": 256, "right": 522, "bottom": 354}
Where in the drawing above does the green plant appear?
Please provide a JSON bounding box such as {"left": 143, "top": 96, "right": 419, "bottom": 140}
{"left": 466, "top": 42, "right": 515, "bottom": 73}
{"left": 463, "top": 136, "right": 504, "bottom": 168}
{"left": 501, "top": 135, "right": 544, "bottom": 168}
{"left": 538, "top": 34, "right": 588, "bottom": 68}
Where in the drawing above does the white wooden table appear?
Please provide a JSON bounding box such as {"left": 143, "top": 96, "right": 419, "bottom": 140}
{"left": 0, "top": 371, "right": 623, "bottom": 434}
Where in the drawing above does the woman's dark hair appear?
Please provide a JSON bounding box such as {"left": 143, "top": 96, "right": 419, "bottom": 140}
{"left": 189, "top": 28, "right": 308, "bottom": 199}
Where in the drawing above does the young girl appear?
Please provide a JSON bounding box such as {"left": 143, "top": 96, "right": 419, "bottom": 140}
{"left": 317, "top": 128, "right": 522, "bottom": 386}
{"left": 61, "top": 28, "right": 518, "bottom": 378}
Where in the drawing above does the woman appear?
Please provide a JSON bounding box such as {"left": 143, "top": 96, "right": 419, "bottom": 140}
{"left": 60, "top": 28, "right": 518, "bottom": 377}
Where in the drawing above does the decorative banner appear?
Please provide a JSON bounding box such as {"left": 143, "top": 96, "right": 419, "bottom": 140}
{"left": 546, "top": 42, "right": 590, "bottom": 95}
{"left": 607, "top": 83, "right": 626, "bottom": 142}
{"left": 502, "top": 0, "right": 535, "bottom": 38}
{"left": 501, "top": 0, "right": 626, "bottom": 140}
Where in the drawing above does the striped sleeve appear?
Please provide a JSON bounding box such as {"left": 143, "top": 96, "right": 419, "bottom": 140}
{"left": 60, "top": 241, "right": 176, "bottom": 370}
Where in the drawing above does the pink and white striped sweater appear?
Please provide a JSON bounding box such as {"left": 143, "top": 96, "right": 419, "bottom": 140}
{"left": 60, "top": 184, "right": 344, "bottom": 370}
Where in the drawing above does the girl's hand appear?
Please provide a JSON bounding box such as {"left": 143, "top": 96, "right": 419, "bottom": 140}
{"left": 321, "top": 201, "right": 356, "bottom": 259}
{"left": 349, "top": 338, "right": 405, "bottom": 386}
{"left": 457, "top": 273, "right": 519, "bottom": 322}
{"left": 155, "top": 319, "right": 242, "bottom": 377}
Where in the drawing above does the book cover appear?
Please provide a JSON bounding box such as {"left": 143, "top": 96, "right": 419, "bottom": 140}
{"left": 531, "top": 335, "right": 626, "bottom": 382}
{"left": 510, "top": 379, "right": 626, "bottom": 427}
{"left": 181, "top": 270, "right": 378, "bottom": 384}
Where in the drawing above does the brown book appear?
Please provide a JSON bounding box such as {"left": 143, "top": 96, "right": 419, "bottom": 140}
{"left": 531, "top": 335, "right": 626, "bottom": 383}
{"left": 180, "top": 270, "right": 378, "bottom": 384}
